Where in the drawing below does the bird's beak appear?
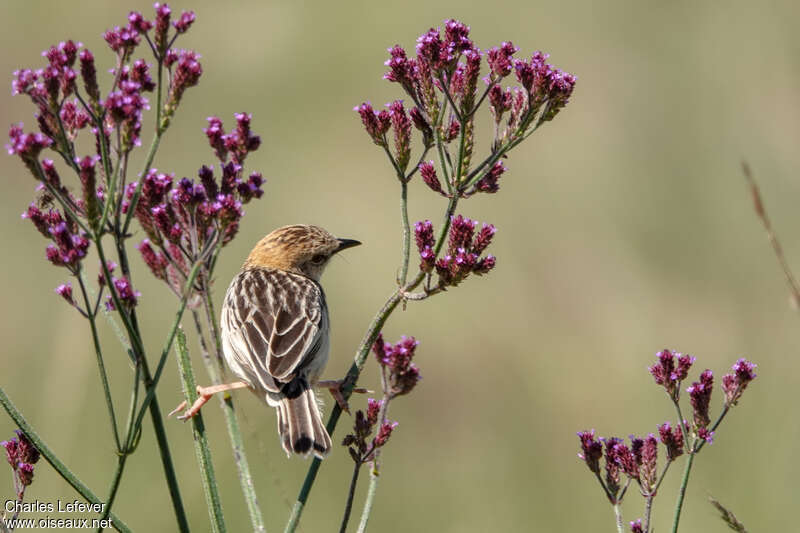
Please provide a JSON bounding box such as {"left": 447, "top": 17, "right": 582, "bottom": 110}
{"left": 335, "top": 238, "right": 361, "bottom": 253}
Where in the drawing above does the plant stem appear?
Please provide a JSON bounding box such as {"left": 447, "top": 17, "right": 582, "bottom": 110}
{"left": 175, "top": 328, "right": 226, "bottom": 533}
{"left": 671, "top": 452, "right": 696, "bottom": 533}
{"left": 613, "top": 503, "right": 624, "bottom": 533}
{"left": 398, "top": 181, "right": 410, "bottom": 286}
{"left": 339, "top": 462, "right": 362, "bottom": 533}
{"left": 355, "top": 468, "right": 379, "bottom": 533}
{"left": 644, "top": 494, "right": 654, "bottom": 533}
{"left": 76, "top": 269, "right": 121, "bottom": 451}
{"left": 0, "top": 388, "right": 132, "bottom": 533}
{"left": 98, "top": 455, "right": 128, "bottom": 531}
{"left": 195, "top": 290, "right": 266, "bottom": 533}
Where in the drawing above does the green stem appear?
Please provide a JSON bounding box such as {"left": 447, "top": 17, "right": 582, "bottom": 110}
{"left": 613, "top": 503, "right": 624, "bottom": 533}
{"left": 339, "top": 462, "right": 362, "bottom": 533}
{"left": 196, "top": 290, "right": 266, "bottom": 533}
{"left": 398, "top": 181, "right": 410, "bottom": 286}
{"left": 355, "top": 468, "right": 378, "bottom": 533}
{"left": 76, "top": 269, "right": 121, "bottom": 451}
{"left": 0, "top": 388, "right": 132, "bottom": 533}
{"left": 98, "top": 455, "right": 128, "bottom": 532}
{"left": 671, "top": 452, "right": 696, "bottom": 533}
{"left": 175, "top": 328, "right": 226, "bottom": 533}
{"left": 644, "top": 493, "right": 654, "bottom": 533}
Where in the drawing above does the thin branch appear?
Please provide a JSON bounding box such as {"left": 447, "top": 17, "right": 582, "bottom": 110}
{"left": 174, "top": 328, "right": 226, "bottom": 533}
{"left": 742, "top": 161, "right": 800, "bottom": 308}
{"left": 0, "top": 388, "right": 132, "bottom": 533}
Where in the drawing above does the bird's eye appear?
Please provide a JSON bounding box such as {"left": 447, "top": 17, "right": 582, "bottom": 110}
{"left": 311, "top": 254, "right": 326, "bottom": 265}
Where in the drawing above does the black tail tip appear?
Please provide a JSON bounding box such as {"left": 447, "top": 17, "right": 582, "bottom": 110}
{"left": 293, "top": 436, "right": 313, "bottom": 454}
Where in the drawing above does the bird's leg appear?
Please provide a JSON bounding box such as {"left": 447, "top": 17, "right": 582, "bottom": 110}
{"left": 316, "top": 380, "right": 372, "bottom": 414}
{"left": 169, "top": 381, "right": 250, "bottom": 420}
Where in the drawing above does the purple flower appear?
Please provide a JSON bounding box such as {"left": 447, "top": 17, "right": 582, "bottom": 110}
{"left": 687, "top": 370, "right": 713, "bottom": 428}
{"left": 658, "top": 422, "right": 684, "bottom": 461}
{"left": 513, "top": 51, "right": 550, "bottom": 96}
{"left": 448, "top": 214, "right": 476, "bottom": 255}
{"left": 488, "top": 85, "right": 512, "bottom": 121}
{"left": 577, "top": 430, "right": 603, "bottom": 474}
{"left": 649, "top": 349, "right": 693, "bottom": 398}
{"left": 388, "top": 101, "right": 411, "bottom": 172}
{"left": 697, "top": 427, "right": 714, "bottom": 444}
{"left": 154, "top": 3, "right": 172, "bottom": 54}
{"left": 17, "top": 462, "right": 35, "bottom": 486}
{"left": 722, "top": 358, "right": 757, "bottom": 406}
{"left": 632, "top": 434, "right": 658, "bottom": 491}
{"left": 138, "top": 239, "right": 169, "bottom": 281}
{"left": 474, "top": 161, "right": 506, "bottom": 194}
{"left": 2, "top": 439, "right": 19, "bottom": 466}
{"left": 384, "top": 45, "right": 418, "bottom": 98}
{"left": 173, "top": 10, "right": 196, "bottom": 33}
{"left": 372, "top": 420, "right": 398, "bottom": 448}
{"left": 7, "top": 123, "right": 52, "bottom": 161}
{"left": 419, "top": 161, "right": 445, "bottom": 196}
{"left": 14, "top": 431, "right": 39, "bottom": 465}
{"left": 408, "top": 106, "right": 433, "bottom": 147}
{"left": 613, "top": 442, "right": 639, "bottom": 479}
{"left": 414, "top": 220, "right": 435, "bottom": 252}
{"left": 112, "top": 276, "right": 140, "bottom": 308}
{"left": 128, "top": 11, "right": 153, "bottom": 34}
{"left": 602, "top": 437, "right": 623, "bottom": 497}
{"left": 164, "top": 50, "right": 202, "bottom": 120}
{"left": 366, "top": 398, "right": 382, "bottom": 426}
{"left": 79, "top": 49, "right": 100, "bottom": 104}
{"left": 486, "top": 41, "right": 518, "bottom": 78}
{"left": 373, "top": 334, "right": 423, "bottom": 397}
{"left": 77, "top": 155, "right": 101, "bottom": 226}
{"left": 416, "top": 28, "right": 446, "bottom": 73}
{"left": 472, "top": 224, "right": 496, "bottom": 254}
{"left": 630, "top": 519, "right": 643, "bottom": 533}
{"left": 354, "top": 102, "right": 390, "bottom": 146}
{"left": 55, "top": 283, "right": 74, "bottom": 305}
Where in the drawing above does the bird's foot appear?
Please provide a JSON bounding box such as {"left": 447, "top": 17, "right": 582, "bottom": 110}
{"left": 169, "top": 381, "right": 249, "bottom": 420}
{"left": 316, "top": 379, "right": 372, "bottom": 414}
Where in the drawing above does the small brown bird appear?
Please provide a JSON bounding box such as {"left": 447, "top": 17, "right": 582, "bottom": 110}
{"left": 170, "top": 224, "right": 361, "bottom": 458}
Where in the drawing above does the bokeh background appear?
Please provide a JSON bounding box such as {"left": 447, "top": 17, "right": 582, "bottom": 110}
{"left": 1, "top": 1, "right": 799, "bottom": 531}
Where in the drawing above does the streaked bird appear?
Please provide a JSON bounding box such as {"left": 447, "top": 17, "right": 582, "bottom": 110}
{"left": 170, "top": 224, "right": 361, "bottom": 458}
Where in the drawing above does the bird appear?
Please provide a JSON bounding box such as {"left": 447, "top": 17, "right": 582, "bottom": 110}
{"left": 169, "top": 224, "right": 362, "bottom": 458}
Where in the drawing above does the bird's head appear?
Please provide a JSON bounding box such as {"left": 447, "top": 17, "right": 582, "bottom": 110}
{"left": 243, "top": 224, "right": 361, "bottom": 281}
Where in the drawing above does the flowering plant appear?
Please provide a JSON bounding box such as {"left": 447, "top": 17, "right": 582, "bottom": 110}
{"left": 577, "top": 350, "right": 757, "bottom": 533}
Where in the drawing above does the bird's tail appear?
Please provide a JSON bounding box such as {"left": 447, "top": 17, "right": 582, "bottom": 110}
{"left": 276, "top": 386, "right": 331, "bottom": 459}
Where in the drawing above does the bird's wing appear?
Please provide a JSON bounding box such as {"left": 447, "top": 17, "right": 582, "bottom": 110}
{"left": 221, "top": 268, "right": 324, "bottom": 392}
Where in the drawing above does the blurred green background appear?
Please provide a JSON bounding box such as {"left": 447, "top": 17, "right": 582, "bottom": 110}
{"left": 1, "top": 0, "right": 798, "bottom": 531}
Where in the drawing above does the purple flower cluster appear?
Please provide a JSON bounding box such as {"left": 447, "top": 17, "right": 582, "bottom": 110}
{"left": 630, "top": 519, "right": 644, "bottom": 533}
{"left": 577, "top": 351, "right": 758, "bottom": 515}
{"left": 204, "top": 113, "right": 262, "bottom": 166}
{"left": 657, "top": 422, "right": 684, "bottom": 461}
{"left": 414, "top": 215, "right": 496, "bottom": 287}
{"left": 357, "top": 19, "right": 575, "bottom": 192}
{"left": 578, "top": 430, "right": 661, "bottom": 502}
{"left": 342, "top": 398, "right": 398, "bottom": 463}
{"left": 687, "top": 369, "right": 713, "bottom": 428}
{"left": 134, "top": 114, "right": 264, "bottom": 293}
{"left": 648, "top": 349, "right": 695, "bottom": 399}
{"left": 372, "top": 333, "right": 422, "bottom": 397}
{"left": 22, "top": 204, "right": 89, "bottom": 271}
{"left": 721, "top": 358, "right": 757, "bottom": 406}
{"left": 2, "top": 430, "right": 41, "bottom": 491}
